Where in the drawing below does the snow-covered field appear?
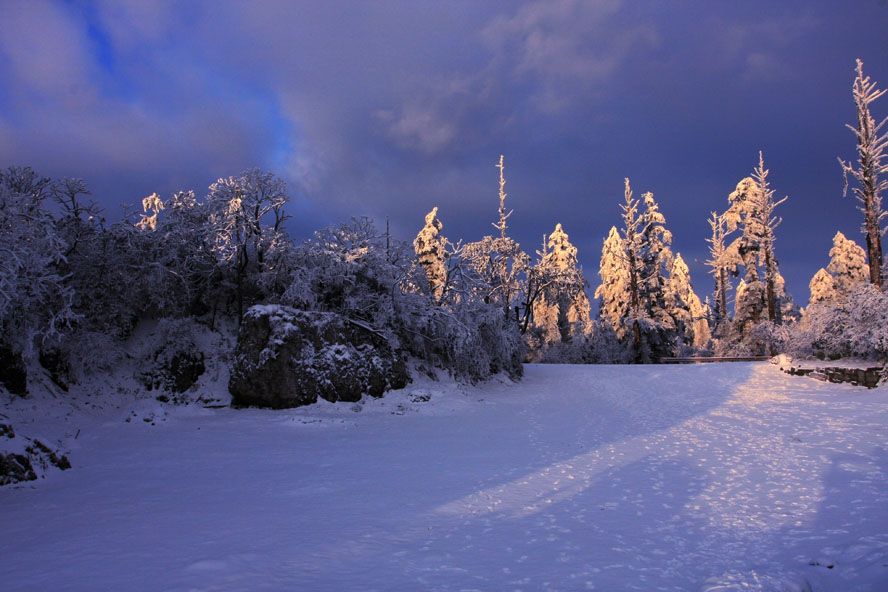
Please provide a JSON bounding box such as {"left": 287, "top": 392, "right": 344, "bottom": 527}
{"left": 2, "top": 362, "right": 887, "bottom": 591}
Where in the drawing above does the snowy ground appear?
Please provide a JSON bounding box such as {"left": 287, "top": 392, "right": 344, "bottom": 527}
{"left": 2, "top": 362, "right": 888, "bottom": 591}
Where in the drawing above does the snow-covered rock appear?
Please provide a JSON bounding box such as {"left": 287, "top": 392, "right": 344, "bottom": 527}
{"left": 0, "top": 421, "right": 70, "bottom": 485}
{"left": 137, "top": 318, "right": 207, "bottom": 394}
{"left": 228, "top": 305, "right": 409, "bottom": 408}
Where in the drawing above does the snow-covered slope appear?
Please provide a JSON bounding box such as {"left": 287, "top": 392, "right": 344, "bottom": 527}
{"left": 1, "top": 363, "right": 887, "bottom": 591}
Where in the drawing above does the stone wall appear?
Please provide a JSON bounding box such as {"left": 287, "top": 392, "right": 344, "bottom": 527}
{"left": 779, "top": 361, "right": 885, "bottom": 389}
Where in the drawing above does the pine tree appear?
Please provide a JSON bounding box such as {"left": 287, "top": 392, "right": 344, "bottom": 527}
{"left": 595, "top": 226, "right": 631, "bottom": 339}
{"left": 533, "top": 223, "right": 590, "bottom": 343}
{"left": 724, "top": 153, "right": 788, "bottom": 333}
{"left": 668, "top": 253, "right": 710, "bottom": 349}
{"left": 619, "top": 178, "right": 644, "bottom": 354}
{"left": 725, "top": 177, "right": 765, "bottom": 329}
{"left": 413, "top": 206, "right": 448, "bottom": 301}
{"left": 638, "top": 191, "right": 674, "bottom": 329}
{"left": 751, "top": 152, "right": 787, "bottom": 323}
{"left": 827, "top": 231, "right": 869, "bottom": 298}
{"left": 705, "top": 211, "right": 735, "bottom": 328}
{"left": 808, "top": 268, "right": 835, "bottom": 306}
{"left": 839, "top": 59, "right": 887, "bottom": 290}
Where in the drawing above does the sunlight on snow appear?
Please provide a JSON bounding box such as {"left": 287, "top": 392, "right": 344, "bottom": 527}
{"left": 435, "top": 365, "right": 825, "bottom": 535}
{"left": 434, "top": 431, "right": 653, "bottom": 519}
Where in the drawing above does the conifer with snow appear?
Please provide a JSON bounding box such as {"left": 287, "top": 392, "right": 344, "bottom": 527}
{"left": 533, "top": 223, "right": 590, "bottom": 344}
{"left": 750, "top": 153, "right": 787, "bottom": 324}
{"left": 619, "top": 179, "right": 645, "bottom": 353}
{"left": 668, "top": 254, "right": 710, "bottom": 349}
{"left": 808, "top": 268, "right": 835, "bottom": 306}
{"left": 839, "top": 59, "right": 887, "bottom": 290}
{"left": 827, "top": 231, "right": 869, "bottom": 298}
{"left": 595, "top": 226, "right": 631, "bottom": 340}
{"left": 705, "top": 211, "right": 735, "bottom": 329}
{"left": 723, "top": 153, "right": 789, "bottom": 349}
{"left": 638, "top": 191, "right": 675, "bottom": 330}
{"left": 413, "top": 207, "right": 448, "bottom": 301}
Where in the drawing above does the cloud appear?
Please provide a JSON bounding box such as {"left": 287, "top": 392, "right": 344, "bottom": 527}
{"left": 481, "top": 0, "right": 658, "bottom": 110}
{"left": 378, "top": 103, "right": 457, "bottom": 154}
{"left": 716, "top": 11, "right": 822, "bottom": 84}
{"left": 0, "top": 0, "right": 96, "bottom": 104}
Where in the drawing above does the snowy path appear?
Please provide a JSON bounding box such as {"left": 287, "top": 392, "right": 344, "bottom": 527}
{"left": 2, "top": 362, "right": 888, "bottom": 591}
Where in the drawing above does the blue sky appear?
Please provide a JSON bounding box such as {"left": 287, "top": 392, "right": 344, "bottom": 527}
{"left": 2, "top": 0, "right": 887, "bottom": 304}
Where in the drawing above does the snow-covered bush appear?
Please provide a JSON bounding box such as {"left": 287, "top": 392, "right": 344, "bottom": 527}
{"left": 537, "top": 320, "right": 632, "bottom": 364}
{"left": 284, "top": 218, "right": 401, "bottom": 327}
{"left": 786, "top": 284, "right": 888, "bottom": 361}
{"left": 56, "top": 331, "right": 128, "bottom": 381}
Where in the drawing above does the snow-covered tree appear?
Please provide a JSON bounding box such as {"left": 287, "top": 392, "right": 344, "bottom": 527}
{"left": 492, "top": 155, "right": 512, "bottom": 239}
{"left": 725, "top": 177, "right": 764, "bottom": 328}
{"left": 724, "top": 153, "right": 789, "bottom": 343}
{"left": 0, "top": 167, "right": 76, "bottom": 359}
{"left": 808, "top": 268, "right": 836, "bottom": 306}
{"left": 638, "top": 191, "right": 675, "bottom": 329}
{"left": 206, "top": 169, "right": 290, "bottom": 320}
{"left": 463, "top": 235, "right": 528, "bottom": 319}
{"left": 463, "top": 155, "right": 529, "bottom": 320}
{"left": 284, "top": 217, "right": 525, "bottom": 380}
{"left": 839, "top": 59, "right": 887, "bottom": 290}
{"left": 792, "top": 283, "right": 888, "bottom": 361}
{"left": 156, "top": 190, "right": 220, "bottom": 314}
{"left": 532, "top": 223, "right": 590, "bottom": 344}
{"left": 668, "top": 253, "right": 710, "bottom": 349}
{"left": 751, "top": 152, "right": 787, "bottom": 323}
{"left": 596, "top": 179, "right": 681, "bottom": 361}
{"left": 52, "top": 177, "right": 95, "bottom": 222}
{"left": 135, "top": 193, "right": 164, "bottom": 231}
{"left": 619, "top": 178, "right": 645, "bottom": 353}
{"left": 413, "top": 207, "right": 448, "bottom": 301}
{"left": 705, "top": 211, "right": 735, "bottom": 329}
{"left": 805, "top": 231, "right": 868, "bottom": 310}
{"left": 827, "top": 231, "right": 869, "bottom": 298}
{"left": 595, "top": 226, "right": 631, "bottom": 339}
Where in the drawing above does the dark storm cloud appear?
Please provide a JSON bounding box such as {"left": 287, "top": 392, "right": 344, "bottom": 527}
{"left": 2, "top": 0, "right": 887, "bottom": 302}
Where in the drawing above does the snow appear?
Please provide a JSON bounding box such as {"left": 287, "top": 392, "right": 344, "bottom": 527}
{"left": 2, "top": 362, "right": 888, "bottom": 591}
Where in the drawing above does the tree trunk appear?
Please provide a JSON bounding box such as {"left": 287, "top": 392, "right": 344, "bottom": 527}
{"left": 717, "top": 267, "right": 728, "bottom": 324}
{"left": 627, "top": 248, "right": 642, "bottom": 357}
{"left": 764, "top": 249, "right": 778, "bottom": 323}
{"left": 865, "top": 207, "right": 883, "bottom": 289}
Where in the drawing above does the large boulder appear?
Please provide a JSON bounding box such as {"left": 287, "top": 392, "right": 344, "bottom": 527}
{"left": 229, "top": 305, "right": 409, "bottom": 408}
